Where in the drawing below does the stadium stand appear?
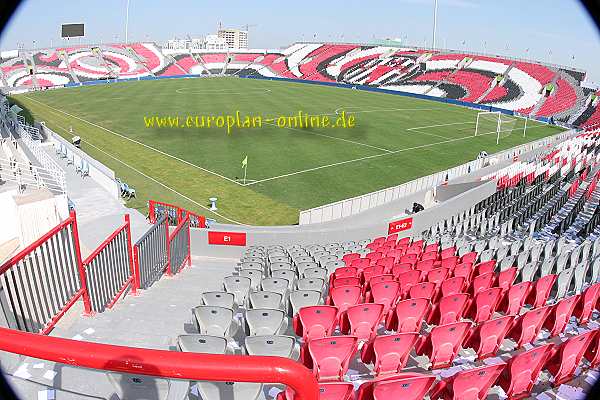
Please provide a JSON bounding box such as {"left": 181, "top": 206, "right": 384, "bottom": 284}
{"left": 3, "top": 42, "right": 596, "bottom": 127}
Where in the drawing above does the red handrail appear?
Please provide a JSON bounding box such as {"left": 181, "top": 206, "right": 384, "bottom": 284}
{"left": 0, "top": 327, "right": 319, "bottom": 400}
{"left": 148, "top": 200, "right": 206, "bottom": 228}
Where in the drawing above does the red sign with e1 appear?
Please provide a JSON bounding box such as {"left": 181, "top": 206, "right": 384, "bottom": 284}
{"left": 208, "top": 231, "right": 247, "bottom": 246}
{"left": 388, "top": 217, "right": 413, "bottom": 234}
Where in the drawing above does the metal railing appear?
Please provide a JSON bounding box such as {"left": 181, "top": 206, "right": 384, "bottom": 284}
{"left": 168, "top": 215, "right": 191, "bottom": 275}
{"left": 0, "top": 327, "right": 319, "bottom": 400}
{"left": 148, "top": 199, "right": 206, "bottom": 228}
{"left": 0, "top": 211, "right": 87, "bottom": 334}
{"left": 83, "top": 215, "right": 135, "bottom": 314}
{"left": 133, "top": 215, "right": 169, "bottom": 290}
{"left": 299, "top": 129, "right": 575, "bottom": 224}
{"left": 0, "top": 156, "right": 65, "bottom": 193}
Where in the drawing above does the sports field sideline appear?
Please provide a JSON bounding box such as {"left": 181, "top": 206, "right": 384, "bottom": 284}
{"left": 12, "top": 76, "right": 565, "bottom": 225}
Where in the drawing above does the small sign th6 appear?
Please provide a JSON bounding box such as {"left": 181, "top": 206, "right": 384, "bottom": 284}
{"left": 388, "top": 217, "right": 413, "bottom": 235}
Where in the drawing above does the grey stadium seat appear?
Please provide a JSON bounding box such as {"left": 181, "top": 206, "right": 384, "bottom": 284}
{"left": 179, "top": 335, "right": 262, "bottom": 400}
{"left": 271, "top": 269, "right": 296, "bottom": 288}
{"left": 192, "top": 305, "right": 234, "bottom": 337}
{"left": 201, "top": 291, "right": 235, "bottom": 309}
{"left": 555, "top": 267, "right": 576, "bottom": 301}
{"left": 270, "top": 262, "right": 294, "bottom": 273}
{"left": 244, "top": 308, "right": 286, "bottom": 335}
{"left": 177, "top": 334, "right": 228, "bottom": 354}
{"left": 223, "top": 276, "right": 251, "bottom": 305}
{"left": 296, "top": 277, "right": 325, "bottom": 292}
{"left": 303, "top": 267, "right": 328, "bottom": 280}
{"left": 261, "top": 277, "right": 290, "bottom": 299}
{"left": 239, "top": 262, "right": 264, "bottom": 273}
{"left": 239, "top": 269, "right": 262, "bottom": 290}
{"left": 244, "top": 335, "right": 298, "bottom": 359}
{"left": 573, "top": 261, "right": 590, "bottom": 294}
{"left": 297, "top": 261, "right": 319, "bottom": 276}
{"left": 289, "top": 290, "right": 321, "bottom": 316}
{"left": 248, "top": 291, "right": 283, "bottom": 310}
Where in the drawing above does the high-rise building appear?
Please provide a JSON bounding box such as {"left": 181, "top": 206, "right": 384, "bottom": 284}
{"left": 217, "top": 29, "right": 248, "bottom": 49}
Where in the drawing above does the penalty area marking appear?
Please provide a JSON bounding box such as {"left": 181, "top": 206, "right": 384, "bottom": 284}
{"left": 243, "top": 126, "right": 530, "bottom": 187}
{"left": 174, "top": 87, "right": 272, "bottom": 95}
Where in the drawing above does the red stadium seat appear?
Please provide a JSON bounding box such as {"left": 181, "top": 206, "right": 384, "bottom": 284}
{"left": 440, "top": 247, "right": 456, "bottom": 259}
{"left": 498, "top": 281, "right": 531, "bottom": 316}
{"left": 277, "top": 382, "right": 354, "bottom": 400}
{"left": 397, "top": 270, "right": 421, "bottom": 299}
{"left": 427, "top": 267, "right": 450, "bottom": 287}
{"left": 360, "top": 333, "right": 420, "bottom": 375}
{"left": 376, "top": 257, "right": 395, "bottom": 273}
{"left": 293, "top": 305, "right": 338, "bottom": 341}
{"left": 400, "top": 254, "right": 418, "bottom": 266}
{"left": 368, "top": 281, "right": 400, "bottom": 315}
{"left": 499, "top": 343, "right": 554, "bottom": 399}
{"left": 474, "top": 260, "right": 496, "bottom": 276}
{"left": 440, "top": 256, "right": 459, "bottom": 271}
{"left": 391, "top": 263, "right": 413, "bottom": 278}
{"left": 342, "top": 253, "right": 360, "bottom": 265}
{"left": 467, "top": 287, "right": 503, "bottom": 324}
{"left": 331, "top": 266, "right": 358, "bottom": 283}
{"left": 430, "top": 363, "right": 506, "bottom": 400}
{"left": 409, "top": 282, "right": 437, "bottom": 301}
{"left": 424, "top": 243, "right": 438, "bottom": 254}
{"left": 507, "top": 305, "right": 552, "bottom": 348}
{"left": 415, "top": 321, "right": 471, "bottom": 369}
{"left": 308, "top": 335, "right": 358, "bottom": 381}
{"left": 573, "top": 282, "right": 600, "bottom": 324}
{"left": 543, "top": 295, "right": 579, "bottom": 337}
{"left": 525, "top": 274, "right": 557, "bottom": 308}
{"left": 366, "top": 252, "right": 383, "bottom": 264}
{"left": 420, "top": 251, "right": 438, "bottom": 262}
{"left": 331, "top": 277, "right": 361, "bottom": 288}
{"left": 584, "top": 328, "right": 600, "bottom": 369}
{"left": 386, "top": 297, "right": 429, "bottom": 333}
{"left": 545, "top": 330, "right": 596, "bottom": 386}
{"left": 453, "top": 263, "right": 474, "bottom": 282}
{"left": 461, "top": 251, "right": 478, "bottom": 264}
{"left": 440, "top": 276, "right": 467, "bottom": 297}
{"left": 351, "top": 258, "right": 371, "bottom": 271}
{"left": 386, "top": 249, "right": 405, "bottom": 263}
{"left": 356, "top": 373, "right": 436, "bottom": 400}
{"left": 362, "top": 265, "right": 386, "bottom": 283}
{"left": 465, "top": 315, "right": 515, "bottom": 360}
{"left": 469, "top": 272, "right": 495, "bottom": 296}
{"left": 415, "top": 259, "right": 435, "bottom": 279}
{"left": 496, "top": 267, "right": 517, "bottom": 291}
{"left": 327, "top": 285, "right": 362, "bottom": 314}
{"left": 340, "top": 303, "right": 384, "bottom": 341}
{"left": 429, "top": 293, "right": 469, "bottom": 326}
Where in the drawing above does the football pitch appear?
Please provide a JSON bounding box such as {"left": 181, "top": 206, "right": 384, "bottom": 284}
{"left": 13, "top": 77, "right": 565, "bottom": 225}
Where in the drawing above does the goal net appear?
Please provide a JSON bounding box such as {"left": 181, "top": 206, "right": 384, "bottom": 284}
{"left": 475, "top": 111, "right": 525, "bottom": 144}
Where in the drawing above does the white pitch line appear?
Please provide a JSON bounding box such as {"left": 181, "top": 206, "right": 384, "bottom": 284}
{"left": 331, "top": 106, "right": 445, "bottom": 116}
{"left": 24, "top": 95, "right": 243, "bottom": 186}
{"left": 406, "top": 121, "right": 476, "bottom": 131}
{"left": 47, "top": 122, "right": 247, "bottom": 226}
{"left": 243, "top": 127, "right": 516, "bottom": 186}
{"left": 263, "top": 121, "right": 394, "bottom": 153}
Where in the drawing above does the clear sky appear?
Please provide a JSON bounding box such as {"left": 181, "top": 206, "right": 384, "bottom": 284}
{"left": 2, "top": 0, "right": 600, "bottom": 84}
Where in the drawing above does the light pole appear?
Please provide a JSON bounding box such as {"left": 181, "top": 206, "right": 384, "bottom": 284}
{"left": 125, "top": 0, "right": 130, "bottom": 44}
{"left": 432, "top": 0, "right": 439, "bottom": 49}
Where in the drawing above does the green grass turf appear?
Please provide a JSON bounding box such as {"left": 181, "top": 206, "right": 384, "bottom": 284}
{"left": 12, "top": 76, "right": 565, "bottom": 225}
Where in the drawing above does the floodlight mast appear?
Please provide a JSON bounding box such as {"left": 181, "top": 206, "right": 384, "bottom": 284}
{"left": 432, "top": 0, "right": 439, "bottom": 49}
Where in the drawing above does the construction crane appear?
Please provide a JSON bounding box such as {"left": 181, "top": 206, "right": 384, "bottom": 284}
{"left": 243, "top": 24, "right": 257, "bottom": 32}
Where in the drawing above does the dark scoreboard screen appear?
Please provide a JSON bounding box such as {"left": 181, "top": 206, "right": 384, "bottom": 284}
{"left": 61, "top": 23, "right": 84, "bottom": 38}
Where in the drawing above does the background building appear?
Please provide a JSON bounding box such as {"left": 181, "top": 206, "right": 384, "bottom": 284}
{"left": 217, "top": 28, "right": 248, "bottom": 49}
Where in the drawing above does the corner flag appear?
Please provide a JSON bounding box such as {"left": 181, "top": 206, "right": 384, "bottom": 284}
{"left": 242, "top": 156, "right": 248, "bottom": 168}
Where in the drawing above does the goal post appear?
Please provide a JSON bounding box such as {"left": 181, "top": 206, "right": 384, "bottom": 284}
{"left": 475, "top": 111, "right": 526, "bottom": 144}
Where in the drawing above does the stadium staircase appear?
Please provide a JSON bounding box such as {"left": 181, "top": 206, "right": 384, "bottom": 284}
{"left": 190, "top": 51, "right": 211, "bottom": 75}
{"left": 20, "top": 52, "right": 39, "bottom": 89}
{"left": 475, "top": 63, "right": 514, "bottom": 103}
{"left": 530, "top": 71, "right": 560, "bottom": 117}
{"left": 60, "top": 50, "right": 80, "bottom": 83}
{"left": 94, "top": 47, "right": 118, "bottom": 78}
{"left": 127, "top": 46, "right": 155, "bottom": 77}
